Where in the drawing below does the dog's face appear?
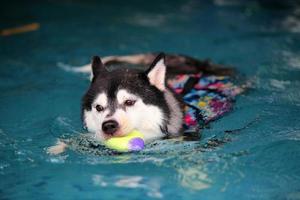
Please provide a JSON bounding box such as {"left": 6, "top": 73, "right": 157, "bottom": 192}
{"left": 82, "top": 54, "right": 171, "bottom": 142}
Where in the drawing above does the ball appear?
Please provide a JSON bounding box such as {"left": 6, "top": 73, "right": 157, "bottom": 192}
{"left": 104, "top": 130, "right": 145, "bottom": 152}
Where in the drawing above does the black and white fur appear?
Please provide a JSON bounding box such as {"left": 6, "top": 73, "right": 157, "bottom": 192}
{"left": 48, "top": 53, "right": 184, "bottom": 154}
{"left": 48, "top": 52, "right": 234, "bottom": 154}
{"left": 82, "top": 53, "right": 183, "bottom": 142}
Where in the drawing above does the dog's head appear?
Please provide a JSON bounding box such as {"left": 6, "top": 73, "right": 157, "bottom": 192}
{"left": 81, "top": 53, "right": 171, "bottom": 141}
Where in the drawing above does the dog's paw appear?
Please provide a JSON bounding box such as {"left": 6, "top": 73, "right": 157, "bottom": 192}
{"left": 47, "top": 141, "right": 67, "bottom": 155}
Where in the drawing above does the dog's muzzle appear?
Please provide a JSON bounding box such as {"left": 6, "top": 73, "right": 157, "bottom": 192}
{"left": 102, "top": 120, "right": 119, "bottom": 135}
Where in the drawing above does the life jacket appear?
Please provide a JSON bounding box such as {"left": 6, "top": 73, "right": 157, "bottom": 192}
{"left": 167, "top": 72, "right": 245, "bottom": 134}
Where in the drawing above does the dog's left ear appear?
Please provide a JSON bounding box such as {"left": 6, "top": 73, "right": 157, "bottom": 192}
{"left": 145, "top": 53, "right": 166, "bottom": 91}
{"left": 91, "top": 56, "right": 107, "bottom": 77}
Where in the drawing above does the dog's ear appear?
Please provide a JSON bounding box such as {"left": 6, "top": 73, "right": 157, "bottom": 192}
{"left": 145, "top": 53, "right": 166, "bottom": 91}
{"left": 91, "top": 56, "right": 107, "bottom": 77}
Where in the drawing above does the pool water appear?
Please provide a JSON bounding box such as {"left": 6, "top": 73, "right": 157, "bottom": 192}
{"left": 1, "top": 0, "right": 300, "bottom": 199}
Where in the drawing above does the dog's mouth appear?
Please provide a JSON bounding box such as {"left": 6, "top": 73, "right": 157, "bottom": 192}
{"left": 100, "top": 120, "right": 134, "bottom": 140}
{"left": 102, "top": 129, "right": 131, "bottom": 140}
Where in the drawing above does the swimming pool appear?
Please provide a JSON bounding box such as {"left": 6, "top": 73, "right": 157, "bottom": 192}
{"left": 1, "top": 0, "right": 300, "bottom": 199}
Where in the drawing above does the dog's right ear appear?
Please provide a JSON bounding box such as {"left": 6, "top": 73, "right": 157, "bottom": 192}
{"left": 145, "top": 53, "right": 166, "bottom": 91}
{"left": 91, "top": 56, "right": 107, "bottom": 77}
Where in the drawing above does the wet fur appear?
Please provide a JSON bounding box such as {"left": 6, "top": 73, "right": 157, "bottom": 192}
{"left": 81, "top": 53, "right": 184, "bottom": 142}
{"left": 48, "top": 53, "right": 234, "bottom": 155}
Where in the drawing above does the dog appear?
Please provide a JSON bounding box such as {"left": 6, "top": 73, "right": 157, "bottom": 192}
{"left": 48, "top": 53, "right": 186, "bottom": 154}
{"left": 48, "top": 53, "right": 234, "bottom": 154}
{"left": 82, "top": 53, "right": 184, "bottom": 142}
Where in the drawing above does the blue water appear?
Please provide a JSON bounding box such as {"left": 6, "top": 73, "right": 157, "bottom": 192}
{"left": 1, "top": 0, "right": 300, "bottom": 199}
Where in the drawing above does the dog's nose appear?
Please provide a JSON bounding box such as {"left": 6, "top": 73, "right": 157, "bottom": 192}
{"left": 102, "top": 120, "right": 119, "bottom": 135}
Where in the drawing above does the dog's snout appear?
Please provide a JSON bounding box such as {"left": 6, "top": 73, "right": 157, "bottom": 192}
{"left": 102, "top": 120, "right": 119, "bottom": 135}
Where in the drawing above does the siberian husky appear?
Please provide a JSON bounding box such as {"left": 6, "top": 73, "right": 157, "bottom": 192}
{"left": 48, "top": 53, "right": 233, "bottom": 154}
{"left": 82, "top": 53, "right": 184, "bottom": 142}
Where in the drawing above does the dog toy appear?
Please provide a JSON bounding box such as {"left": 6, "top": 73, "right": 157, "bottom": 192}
{"left": 104, "top": 130, "right": 145, "bottom": 152}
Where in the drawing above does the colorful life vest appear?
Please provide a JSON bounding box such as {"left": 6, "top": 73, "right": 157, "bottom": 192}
{"left": 168, "top": 73, "right": 244, "bottom": 134}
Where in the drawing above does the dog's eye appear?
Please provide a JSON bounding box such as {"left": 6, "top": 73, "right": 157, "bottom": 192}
{"left": 124, "top": 100, "right": 136, "bottom": 107}
{"left": 95, "top": 105, "right": 104, "bottom": 112}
